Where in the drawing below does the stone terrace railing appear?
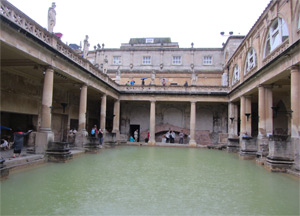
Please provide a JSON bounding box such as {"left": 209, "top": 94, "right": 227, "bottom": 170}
{"left": 0, "top": 0, "right": 119, "bottom": 91}
{"left": 119, "top": 85, "right": 228, "bottom": 95}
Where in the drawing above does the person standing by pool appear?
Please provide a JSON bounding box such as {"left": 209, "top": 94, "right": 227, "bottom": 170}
{"left": 12, "top": 128, "right": 32, "bottom": 158}
{"left": 179, "top": 130, "right": 184, "bottom": 144}
{"left": 98, "top": 128, "right": 103, "bottom": 147}
{"left": 91, "top": 125, "right": 98, "bottom": 137}
{"left": 134, "top": 129, "right": 138, "bottom": 142}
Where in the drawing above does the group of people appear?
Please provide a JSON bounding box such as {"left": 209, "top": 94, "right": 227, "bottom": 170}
{"left": 90, "top": 125, "right": 104, "bottom": 146}
{"left": 164, "top": 129, "right": 185, "bottom": 144}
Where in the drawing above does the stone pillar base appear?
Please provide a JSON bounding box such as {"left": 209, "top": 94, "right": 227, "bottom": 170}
{"left": 227, "top": 137, "right": 240, "bottom": 153}
{"left": 103, "top": 132, "right": 117, "bottom": 148}
{"left": 265, "top": 157, "right": 294, "bottom": 172}
{"left": 291, "top": 137, "right": 300, "bottom": 171}
{"left": 148, "top": 140, "right": 156, "bottom": 146}
{"left": 46, "top": 142, "right": 72, "bottom": 163}
{"left": 266, "top": 135, "right": 294, "bottom": 172}
{"left": 35, "top": 131, "right": 54, "bottom": 154}
{"left": 189, "top": 140, "right": 197, "bottom": 147}
{"left": 256, "top": 137, "right": 269, "bottom": 158}
{"left": 239, "top": 137, "right": 257, "bottom": 159}
{"left": 74, "top": 130, "right": 88, "bottom": 149}
{"left": 84, "top": 137, "right": 102, "bottom": 153}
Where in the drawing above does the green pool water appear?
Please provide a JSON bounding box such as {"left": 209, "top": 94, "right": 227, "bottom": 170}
{"left": 1, "top": 146, "right": 299, "bottom": 215}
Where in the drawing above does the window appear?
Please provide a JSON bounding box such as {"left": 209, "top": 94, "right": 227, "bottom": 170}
{"left": 232, "top": 64, "right": 240, "bottom": 85}
{"left": 113, "top": 56, "right": 122, "bottom": 65}
{"left": 146, "top": 38, "right": 154, "bottom": 43}
{"left": 203, "top": 56, "right": 213, "bottom": 65}
{"left": 264, "top": 17, "right": 289, "bottom": 57}
{"left": 142, "top": 56, "right": 151, "bottom": 65}
{"left": 244, "top": 48, "right": 256, "bottom": 74}
{"left": 172, "top": 56, "right": 182, "bottom": 65}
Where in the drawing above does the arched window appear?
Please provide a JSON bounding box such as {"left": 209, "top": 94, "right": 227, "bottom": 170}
{"left": 232, "top": 64, "right": 240, "bottom": 85}
{"left": 244, "top": 48, "right": 257, "bottom": 74}
{"left": 264, "top": 17, "right": 289, "bottom": 57}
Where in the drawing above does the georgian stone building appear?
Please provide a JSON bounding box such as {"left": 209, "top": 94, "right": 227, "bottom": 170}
{"left": 0, "top": 0, "right": 299, "bottom": 173}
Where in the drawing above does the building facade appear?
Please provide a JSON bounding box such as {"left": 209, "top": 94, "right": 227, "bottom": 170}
{"left": 0, "top": 0, "right": 299, "bottom": 173}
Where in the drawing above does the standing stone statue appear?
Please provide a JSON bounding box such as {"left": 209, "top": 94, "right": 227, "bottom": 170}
{"left": 150, "top": 70, "right": 156, "bottom": 85}
{"left": 191, "top": 70, "right": 197, "bottom": 85}
{"left": 83, "top": 35, "right": 90, "bottom": 59}
{"left": 115, "top": 66, "right": 121, "bottom": 84}
{"left": 48, "top": 2, "right": 56, "bottom": 33}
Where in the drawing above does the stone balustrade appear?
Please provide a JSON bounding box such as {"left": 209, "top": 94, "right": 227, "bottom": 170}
{"left": 0, "top": 0, "right": 118, "bottom": 91}
{"left": 119, "top": 85, "right": 228, "bottom": 95}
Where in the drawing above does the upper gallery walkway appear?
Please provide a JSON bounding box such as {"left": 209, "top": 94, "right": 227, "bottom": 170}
{"left": 0, "top": 0, "right": 229, "bottom": 101}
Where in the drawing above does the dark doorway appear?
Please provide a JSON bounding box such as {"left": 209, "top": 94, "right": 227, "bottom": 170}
{"left": 70, "top": 119, "right": 78, "bottom": 131}
{"left": 130, "top": 124, "right": 140, "bottom": 142}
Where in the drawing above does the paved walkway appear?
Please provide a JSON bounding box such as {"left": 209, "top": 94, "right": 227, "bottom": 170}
{"left": 0, "top": 147, "right": 31, "bottom": 160}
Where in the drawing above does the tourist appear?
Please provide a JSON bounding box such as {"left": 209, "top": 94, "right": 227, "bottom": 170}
{"left": 12, "top": 128, "right": 32, "bottom": 158}
{"left": 130, "top": 79, "right": 135, "bottom": 85}
{"left": 162, "top": 78, "right": 166, "bottom": 86}
{"left": 0, "top": 139, "right": 9, "bottom": 150}
{"left": 145, "top": 132, "right": 149, "bottom": 143}
{"left": 129, "top": 136, "right": 135, "bottom": 142}
{"left": 98, "top": 128, "right": 103, "bottom": 147}
{"left": 170, "top": 130, "right": 175, "bottom": 143}
{"left": 134, "top": 129, "right": 138, "bottom": 142}
{"left": 165, "top": 130, "right": 170, "bottom": 143}
{"left": 142, "top": 79, "right": 145, "bottom": 85}
{"left": 91, "top": 125, "right": 98, "bottom": 137}
{"left": 126, "top": 81, "right": 130, "bottom": 86}
{"left": 179, "top": 130, "right": 184, "bottom": 144}
{"left": 184, "top": 81, "right": 188, "bottom": 87}
{"left": 242, "top": 132, "right": 249, "bottom": 138}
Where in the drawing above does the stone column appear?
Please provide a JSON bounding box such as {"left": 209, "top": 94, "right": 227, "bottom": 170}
{"left": 240, "top": 96, "right": 246, "bottom": 136}
{"left": 244, "top": 96, "right": 252, "bottom": 136}
{"left": 35, "top": 67, "right": 54, "bottom": 153}
{"left": 264, "top": 86, "right": 273, "bottom": 136}
{"left": 75, "top": 84, "right": 88, "bottom": 148}
{"left": 228, "top": 102, "right": 238, "bottom": 137}
{"left": 189, "top": 101, "right": 197, "bottom": 147}
{"left": 78, "top": 85, "right": 87, "bottom": 131}
{"left": 291, "top": 66, "right": 300, "bottom": 138}
{"left": 148, "top": 100, "right": 156, "bottom": 145}
{"left": 257, "top": 85, "right": 270, "bottom": 158}
{"left": 258, "top": 85, "right": 266, "bottom": 137}
{"left": 290, "top": 66, "right": 300, "bottom": 171}
{"left": 40, "top": 67, "right": 54, "bottom": 131}
{"left": 112, "top": 99, "right": 120, "bottom": 134}
{"left": 100, "top": 94, "right": 107, "bottom": 131}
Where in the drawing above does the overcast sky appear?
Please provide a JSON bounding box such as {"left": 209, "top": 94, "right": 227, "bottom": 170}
{"left": 8, "top": 0, "right": 270, "bottom": 49}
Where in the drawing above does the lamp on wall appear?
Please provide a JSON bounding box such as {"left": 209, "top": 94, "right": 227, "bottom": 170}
{"left": 271, "top": 106, "right": 279, "bottom": 118}
{"left": 245, "top": 113, "right": 251, "bottom": 121}
{"left": 230, "top": 117, "right": 234, "bottom": 123}
{"left": 61, "top": 103, "right": 68, "bottom": 113}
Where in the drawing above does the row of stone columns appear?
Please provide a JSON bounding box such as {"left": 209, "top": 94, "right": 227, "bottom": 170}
{"left": 36, "top": 66, "right": 116, "bottom": 152}
{"left": 228, "top": 66, "right": 299, "bottom": 169}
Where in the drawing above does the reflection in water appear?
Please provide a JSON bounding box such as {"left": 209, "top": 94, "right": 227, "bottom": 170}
{"left": 1, "top": 146, "right": 299, "bottom": 215}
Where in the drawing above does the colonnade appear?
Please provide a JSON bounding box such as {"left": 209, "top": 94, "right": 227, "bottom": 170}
{"left": 228, "top": 66, "right": 299, "bottom": 169}
{"left": 36, "top": 66, "right": 200, "bottom": 150}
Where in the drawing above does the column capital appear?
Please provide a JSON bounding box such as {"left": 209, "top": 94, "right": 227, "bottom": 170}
{"left": 150, "top": 99, "right": 156, "bottom": 103}
{"left": 290, "top": 65, "right": 299, "bottom": 73}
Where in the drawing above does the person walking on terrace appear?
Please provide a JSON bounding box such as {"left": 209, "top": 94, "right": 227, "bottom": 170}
{"left": 12, "top": 128, "right": 32, "bottom": 158}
